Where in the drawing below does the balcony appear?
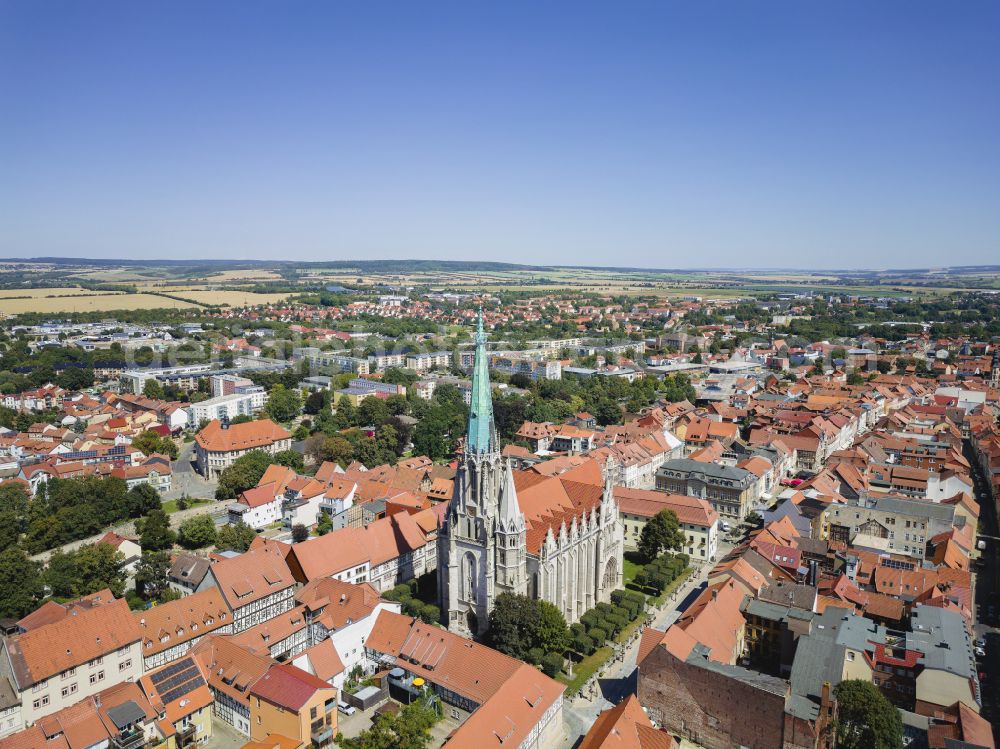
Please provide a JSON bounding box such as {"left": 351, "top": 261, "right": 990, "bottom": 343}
{"left": 177, "top": 724, "right": 197, "bottom": 748}
{"left": 311, "top": 726, "right": 334, "bottom": 746}
{"left": 112, "top": 730, "right": 146, "bottom": 749}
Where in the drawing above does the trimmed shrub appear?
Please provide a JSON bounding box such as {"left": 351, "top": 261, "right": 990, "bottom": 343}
{"left": 541, "top": 652, "right": 563, "bottom": 678}
{"left": 588, "top": 627, "right": 607, "bottom": 644}
{"left": 527, "top": 647, "right": 545, "bottom": 665}
{"left": 419, "top": 603, "right": 440, "bottom": 625}
{"left": 394, "top": 582, "right": 412, "bottom": 598}
{"left": 573, "top": 633, "right": 595, "bottom": 656}
{"left": 570, "top": 622, "right": 586, "bottom": 639}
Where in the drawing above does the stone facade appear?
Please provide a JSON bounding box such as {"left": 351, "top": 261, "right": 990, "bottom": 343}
{"left": 438, "top": 313, "right": 623, "bottom": 637}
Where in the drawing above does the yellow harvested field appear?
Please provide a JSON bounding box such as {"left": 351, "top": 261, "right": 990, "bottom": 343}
{"left": 0, "top": 287, "right": 109, "bottom": 298}
{"left": 204, "top": 269, "right": 282, "bottom": 281}
{"left": 0, "top": 293, "right": 202, "bottom": 315}
{"left": 166, "top": 290, "right": 293, "bottom": 306}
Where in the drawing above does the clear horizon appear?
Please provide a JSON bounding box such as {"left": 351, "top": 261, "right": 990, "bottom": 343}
{"left": 1, "top": 1, "right": 998, "bottom": 268}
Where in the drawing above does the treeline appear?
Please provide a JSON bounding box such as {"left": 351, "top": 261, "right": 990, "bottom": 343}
{"left": 0, "top": 477, "right": 163, "bottom": 555}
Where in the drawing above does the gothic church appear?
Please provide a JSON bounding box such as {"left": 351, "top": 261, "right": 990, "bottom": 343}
{"left": 438, "top": 314, "right": 624, "bottom": 637}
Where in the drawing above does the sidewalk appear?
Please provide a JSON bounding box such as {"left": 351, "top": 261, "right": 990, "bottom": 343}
{"left": 559, "top": 562, "right": 715, "bottom": 746}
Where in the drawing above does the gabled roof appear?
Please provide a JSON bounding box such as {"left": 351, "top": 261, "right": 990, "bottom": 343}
{"left": 135, "top": 588, "right": 232, "bottom": 657}
{"left": 578, "top": 694, "right": 675, "bottom": 749}
{"left": 209, "top": 545, "right": 295, "bottom": 608}
{"left": 249, "top": 663, "right": 334, "bottom": 711}
{"left": 194, "top": 418, "right": 290, "bottom": 453}
{"left": 6, "top": 598, "right": 141, "bottom": 687}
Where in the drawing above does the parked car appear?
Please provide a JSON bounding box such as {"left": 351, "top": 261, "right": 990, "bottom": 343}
{"left": 975, "top": 638, "right": 986, "bottom": 649}
{"left": 337, "top": 701, "right": 356, "bottom": 716}
{"left": 975, "top": 646, "right": 986, "bottom": 658}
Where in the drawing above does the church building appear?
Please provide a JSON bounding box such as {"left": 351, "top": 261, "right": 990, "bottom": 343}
{"left": 438, "top": 313, "right": 624, "bottom": 637}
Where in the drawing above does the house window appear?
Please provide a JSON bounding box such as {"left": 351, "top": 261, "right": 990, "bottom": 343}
{"left": 119, "top": 660, "right": 132, "bottom": 672}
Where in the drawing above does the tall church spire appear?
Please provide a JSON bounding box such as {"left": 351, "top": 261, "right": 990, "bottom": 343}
{"left": 466, "top": 308, "right": 496, "bottom": 454}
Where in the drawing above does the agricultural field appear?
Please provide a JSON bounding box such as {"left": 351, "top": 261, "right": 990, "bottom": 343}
{"left": 0, "top": 293, "right": 202, "bottom": 316}
{"left": 0, "top": 287, "right": 112, "bottom": 298}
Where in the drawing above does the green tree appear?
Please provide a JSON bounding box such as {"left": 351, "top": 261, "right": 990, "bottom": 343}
{"left": 125, "top": 483, "right": 162, "bottom": 517}
{"left": 215, "top": 449, "right": 273, "bottom": 500}
{"left": 303, "top": 390, "right": 326, "bottom": 415}
{"left": 139, "top": 508, "right": 176, "bottom": 551}
{"left": 540, "top": 651, "right": 564, "bottom": 678}
{"left": 44, "top": 548, "right": 80, "bottom": 598}
{"left": 74, "top": 542, "right": 127, "bottom": 597}
{"left": 134, "top": 550, "right": 171, "bottom": 600}
{"left": 266, "top": 384, "right": 302, "bottom": 423}
{"left": 638, "top": 509, "right": 685, "bottom": 562}
{"left": 131, "top": 430, "right": 178, "bottom": 460}
{"left": 177, "top": 514, "right": 217, "bottom": 549}
{"left": 142, "top": 379, "right": 164, "bottom": 399}
{"left": 316, "top": 512, "right": 333, "bottom": 536}
{"left": 358, "top": 396, "right": 390, "bottom": 427}
{"left": 273, "top": 449, "right": 304, "bottom": 471}
{"left": 337, "top": 699, "right": 438, "bottom": 749}
{"left": 0, "top": 547, "right": 43, "bottom": 618}
{"left": 216, "top": 521, "right": 257, "bottom": 552}
{"left": 333, "top": 397, "right": 358, "bottom": 429}
{"left": 488, "top": 593, "right": 570, "bottom": 660}
{"left": 833, "top": 680, "right": 903, "bottom": 749}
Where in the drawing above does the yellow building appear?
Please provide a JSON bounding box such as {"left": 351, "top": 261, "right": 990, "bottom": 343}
{"left": 249, "top": 664, "right": 338, "bottom": 749}
{"left": 140, "top": 655, "right": 215, "bottom": 749}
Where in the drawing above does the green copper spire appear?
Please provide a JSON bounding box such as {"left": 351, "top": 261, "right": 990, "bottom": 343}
{"left": 466, "top": 309, "right": 496, "bottom": 454}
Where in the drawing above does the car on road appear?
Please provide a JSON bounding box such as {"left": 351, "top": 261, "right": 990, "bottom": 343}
{"left": 975, "top": 646, "right": 986, "bottom": 658}
{"left": 975, "top": 638, "right": 987, "bottom": 648}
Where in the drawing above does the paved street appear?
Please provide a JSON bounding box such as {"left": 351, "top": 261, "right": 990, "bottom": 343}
{"left": 965, "top": 439, "right": 999, "bottom": 743}
{"left": 164, "top": 440, "right": 217, "bottom": 501}
{"left": 559, "top": 541, "right": 733, "bottom": 748}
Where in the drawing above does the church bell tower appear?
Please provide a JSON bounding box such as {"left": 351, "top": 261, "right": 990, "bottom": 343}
{"left": 438, "top": 311, "right": 527, "bottom": 638}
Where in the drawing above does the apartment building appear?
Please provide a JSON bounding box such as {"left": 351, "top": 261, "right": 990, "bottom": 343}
{"left": 248, "top": 665, "right": 338, "bottom": 748}
{"left": 0, "top": 597, "right": 142, "bottom": 734}
{"left": 655, "top": 458, "right": 758, "bottom": 520}
{"left": 405, "top": 351, "right": 453, "bottom": 372}
{"left": 186, "top": 389, "right": 267, "bottom": 429}
{"left": 818, "top": 496, "right": 957, "bottom": 561}
{"left": 616, "top": 487, "right": 721, "bottom": 562}
{"left": 194, "top": 418, "right": 292, "bottom": 480}
{"left": 135, "top": 588, "right": 233, "bottom": 670}
{"left": 199, "top": 546, "right": 297, "bottom": 633}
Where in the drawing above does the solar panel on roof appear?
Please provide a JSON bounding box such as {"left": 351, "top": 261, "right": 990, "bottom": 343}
{"left": 150, "top": 658, "right": 194, "bottom": 686}
{"left": 160, "top": 675, "right": 206, "bottom": 705}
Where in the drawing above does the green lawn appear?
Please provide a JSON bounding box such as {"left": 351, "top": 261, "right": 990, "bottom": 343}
{"left": 557, "top": 646, "right": 613, "bottom": 695}
{"left": 161, "top": 498, "right": 212, "bottom": 514}
{"left": 622, "top": 554, "right": 644, "bottom": 587}
{"left": 648, "top": 567, "right": 693, "bottom": 608}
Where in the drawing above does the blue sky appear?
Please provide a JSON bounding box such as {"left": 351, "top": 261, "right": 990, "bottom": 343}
{"left": 1, "top": 1, "right": 998, "bottom": 269}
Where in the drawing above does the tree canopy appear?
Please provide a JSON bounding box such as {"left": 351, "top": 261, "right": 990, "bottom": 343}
{"left": 215, "top": 449, "right": 273, "bottom": 500}
{"left": 638, "top": 509, "right": 685, "bottom": 562}
{"left": 833, "top": 679, "right": 903, "bottom": 749}
{"left": 216, "top": 521, "right": 257, "bottom": 553}
{"left": 487, "top": 593, "right": 570, "bottom": 661}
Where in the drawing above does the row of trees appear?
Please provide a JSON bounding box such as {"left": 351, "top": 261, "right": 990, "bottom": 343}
{"left": 631, "top": 553, "right": 690, "bottom": 596}
{"left": 381, "top": 580, "right": 440, "bottom": 625}
{"left": 569, "top": 590, "right": 647, "bottom": 659}
{"left": 2, "top": 478, "right": 163, "bottom": 555}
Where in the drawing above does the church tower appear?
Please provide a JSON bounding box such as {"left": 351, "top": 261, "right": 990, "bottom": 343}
{"left": 992, "top": 347, "right": 999, "bottom": 389}
{"left": 438, "top": 311, "right": 527, "bottom": 637}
